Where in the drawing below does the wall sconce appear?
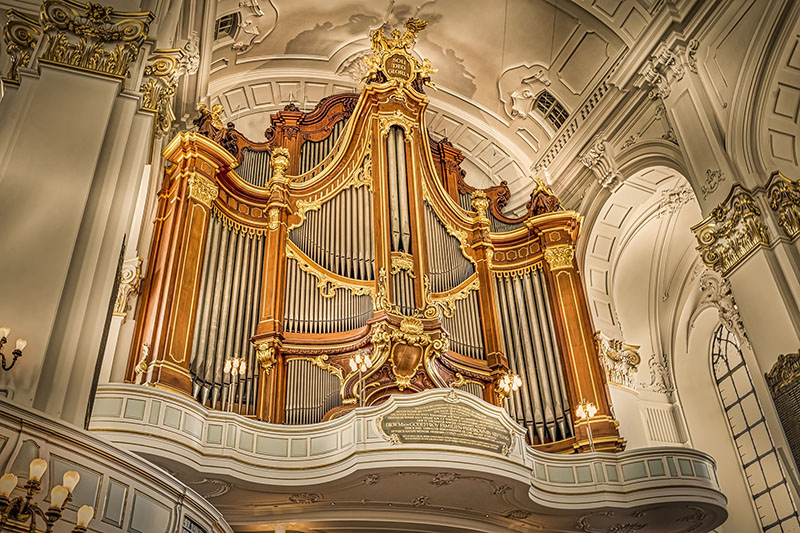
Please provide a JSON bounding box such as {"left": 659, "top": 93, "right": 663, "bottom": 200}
{"left": 0, "top": 327, "right": 26, "bottom": 372}
{"left": 349, "top": 351, "right": 373, "bottom": 406}
{"left": 495, "top": 372, "right": 522, "bottom": 400}
{"left": 223, "top": 356, "right": 246, "bottom": 412}
{"left": 0, "top": 458, "right": 94, "bottom": 532}
{"left": 575, "top": 398, "right": 598, "bottom": 452}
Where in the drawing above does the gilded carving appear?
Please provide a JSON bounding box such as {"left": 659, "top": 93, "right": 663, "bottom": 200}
{"left": 543, "top": 245, "right": 574, "bottom": 271}
{"left": 2, "top": 10, "right": 42, "bottom": 84}
{"left": 470, "top": 190, "right": 490, "bottom": 224}
{"left": 39, "top": 0, "right": 153, "bottom": 79}
{"left": 595, "top": 333, "right": 641, "bottom": 389}
{"left": 187, "top": 174, "right": 219, "bottom": 208}
{"left": 692, "top": 185, "right": 769, "bottom": 275}
{"left": 391, "top": 253, "right": 415, "bottom": 277}
{"left": 140, "top": 42, "right": 198, "bottom": 137}
{"left": 430, "top": 278, "right": 480, "bottom": 319}
{"left": 286, "top": 244, "right": 372, "bottom": 299}
{"left": 379, "top": 110, "right": 416, "bottom": 141}
{"left": 113, "top": 257, "right": 143, "bottom": 323}
{"left": 266, "top": 207, "right": 280, "bottom": 231}
{"left": 362, "top": 18, "right": 436, "bottom": 90}
{"left": 270, "top": 146, "right": 291, "bottom": 177}
{"left": 293, "top": 354, "right": 344, "bottom": 383}
{"left": 767, "top": 171, "right": 800, "bottom": 240}
{"left": 255, "top": 342, "right": 278, "bottom": 375}
{"left": 766, "top": 351, "right": 800, "bottom": 394}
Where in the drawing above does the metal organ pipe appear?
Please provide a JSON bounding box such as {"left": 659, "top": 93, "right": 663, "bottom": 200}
{"left": 387, "top": 127, "right": 401, "bottom": 251}
{"left": 284, "top": 359, "right": 342, "bottom": 424}
{"left": 493, "top": 268, "right": 572, "bottom": 444}
{"left": 288, "top": 186, "right": 375, "bottom": 281}
{"left": 298, "top": 120, "right": 346, "bottom": 176}
{"left": 236, "top": 149, "right": 272, "bottom": 188}
{"left": 283, "top": 258, "right": 373, "bottom": 334}
{"left": 424, "top": 204, "right": 475, "bottom": 293}
{"left": 190, "top": 213, "right": 263, "bottom": 415}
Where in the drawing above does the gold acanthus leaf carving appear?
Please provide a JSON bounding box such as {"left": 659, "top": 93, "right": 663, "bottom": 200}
{"left": 543, "top": 245, "right": 574, "bottom": 271}
{"left": 430, "top": 278, "right": 480, "bottom": 319}
{"left": 286, "top": 245, "right": 372, "bottom": 299}
{"left": 379, "top": 110, "right": 416, "bottom": 141}
{"left": 2, "top": 10, "right": 42, "bottom": 84}
{"left": 390, "top": 253, "right": 415, "bottom": 277}
{"left": 767, "top": 171, "right": 800, "bottom": 240}
{"left": 765, "top": 351, "right": 800, "bottom": 394}
{"left": 470, "top": 190, "right": 490, "bottom": 224}
{"left": 595, "top": 332, "right": 641, "bottom": 389}
{"left": 692, "top": 185, "right": 769, "bottom": 275}
{"left": 187, "top": 174, "right": 218, "bottom": 208}
{"left": 140, "top": 44, "right": 197, "bottom": 137}
{"left": 255, "top": 342, "right": 278, "bottom": 375}
{"left": 362, "top": 17, "right": 436, "bottom": 90}
{"left": 39, "top": 0, "right": 153, "bottom": 79}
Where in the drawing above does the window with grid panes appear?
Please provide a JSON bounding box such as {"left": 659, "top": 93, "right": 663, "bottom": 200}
{"left": 533, "top": 90, "right": 569, "bottom": 129}
{"left": 214, "top": 13, "right": 239, "bottom": 40}
{"left": 711, "top": 325, "right": 800, "bottom": 532}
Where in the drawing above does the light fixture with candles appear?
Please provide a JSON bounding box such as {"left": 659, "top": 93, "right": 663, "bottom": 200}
{"left": 223, "top": 356, "right": 247, "bottom": 412}
{"left": 0, "top": 326, "right": 26, "bottom": 372}
{"left": 495, "top": 372, "right": 523, "bottom": 398}
{"left": 349, "top": 351, "right": 373, "bottom": 407}
{"left": 0, "top": 458, "right": 92, "bottom": 532}
{"left": 575, "top": 398, "right": 598, "bottom": 452}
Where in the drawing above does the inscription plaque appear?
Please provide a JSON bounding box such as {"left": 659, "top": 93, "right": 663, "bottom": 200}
{"left": 385, "top": 53, "right": 413, "bottom": 81}
{"left": 379, "top": 399, "right": 513, "bottom": 454}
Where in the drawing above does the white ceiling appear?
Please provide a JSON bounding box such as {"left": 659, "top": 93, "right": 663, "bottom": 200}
{"left": 207, "top": 0, "right": 658, "bottom": 208}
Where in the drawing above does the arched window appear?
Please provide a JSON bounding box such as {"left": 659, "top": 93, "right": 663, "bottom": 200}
{"left": 711, "top": 325, "right": 799, "bottom": 531}
{"left": 534, "top": 90, "right": 569, "bottom": 129}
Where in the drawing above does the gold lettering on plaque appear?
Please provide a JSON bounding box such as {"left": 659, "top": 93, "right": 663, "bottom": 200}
{"left": 380, "top": 400, "right": 513, "bottom": 454}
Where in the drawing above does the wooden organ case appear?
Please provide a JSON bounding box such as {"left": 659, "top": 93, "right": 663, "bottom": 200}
{"left": 128, "top": 19, "right": 624, "bottom": 453}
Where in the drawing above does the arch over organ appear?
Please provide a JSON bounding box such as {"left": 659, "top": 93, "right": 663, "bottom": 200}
{"left": 127, "top": 18, "right": 623, "bottom": 453}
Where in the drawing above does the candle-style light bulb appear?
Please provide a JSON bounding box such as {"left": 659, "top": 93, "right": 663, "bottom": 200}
{"left": 0, "top": 472, "right": 18, "bottom": 497}
{"left": 349, "top": 359, "right": 357, "bottom": 372}
{"left": 76, "top": 505, "right": 94, "bottom": 526}
{"left": 63, "top": 470, "right": 80, "bottom": 493}
{"left": 239, "top": 360, "right": 246, "bottom": 375}
{"left": 50, "top": 484, "right": 69, "bottom": 508}
{"left": 29, "top": 458, "right": 47, "bottom": 482}
{"left": 0, "top": 327, "right": 10, "bottom": 339}
{"left": 15, "top": 338, "right": 27, "bottom": 351}
{"left": 224, "top": 360, "right": 231, "bottom": 374}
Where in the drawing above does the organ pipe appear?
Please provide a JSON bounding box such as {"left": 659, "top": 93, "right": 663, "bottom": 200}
{"left": 135, "top": 28, "right": 623, "bottom": 452}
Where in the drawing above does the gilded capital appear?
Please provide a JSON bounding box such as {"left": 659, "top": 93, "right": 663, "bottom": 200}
{"left": 544, "top": 245, "right": 575, "bottom": 271}
{"left": 255, "top": 341, "right": 279, "bottom": 375}
{"left": 187, "top": 174, "right": 218, "bottom": 208}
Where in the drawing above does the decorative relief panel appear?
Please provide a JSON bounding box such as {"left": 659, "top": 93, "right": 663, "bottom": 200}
{"left": 140, "top": 40, "right": 199, "bottom": 137}
{"left": 113, "top": 257, "right": 143, "bottom": 322}
{"left": 595, "top": 333, "right": 641, "bottom": 389}
{"left": 579, "top": 134, "right": 621, "bottom": 190}
{"left": 2, "top": 0, "right": 153, "bottom": 84}
{"left": 691, "top": 184, "right": 769, "bottom": 275}
{"left": 767, "top": 171, "right": 800, "bottom": 239}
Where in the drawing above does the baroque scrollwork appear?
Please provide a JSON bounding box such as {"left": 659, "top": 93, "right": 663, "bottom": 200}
{"left": 362, "top": 17, "right": 436, "bottom": 90}
{"left": 391, "top": 253, "right": 415, "bottom": 277}
{"left": 2, "top": 10, "right": 42, "bottom": 84}
{"left": 286, "top": 244, "right": 372, "bottom": 299}
{"left": 767, "top": 171, "right": 800, "bottom": 240}
{"left": 595, "top": 333, "right": 641, "bottom": 389}
{"left": 255, "top": 341, "right": 278, "bottom": 375}
{"left": 112, "top": 257, "right": 143, "bottom": 322}
{"left": 39, "top": 0, "right": 153, "bottom": 79}
{"left": 692, "top": 185, "right": 769, "bottom": 275}
{"left": 765, "top": 351, "right": 800, "bottom": 394}
{"left": 430, "top": 278, "right": 480, "bottom": 318}
{"left": 698, "top": 269, "right": 749, "bottom": 345}
{"left": 579, "top": 135, "right": 621, "bottom": 190}
{"left": 140, "top": 40, "right": 199, "bottom": 137}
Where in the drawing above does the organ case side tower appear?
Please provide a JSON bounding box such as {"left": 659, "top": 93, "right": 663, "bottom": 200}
{"left": 127, "top": 19, "right": 624, "bottom": 453}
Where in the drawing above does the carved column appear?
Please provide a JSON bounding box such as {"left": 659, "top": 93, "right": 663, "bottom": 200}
{"left": 540, "top": 220, "right": 623, "bottom": 452}
{"left": 252, "top": 148, "right": 291, "bottom": 422}
{"left": 469, "top": 191, "right": 507, "bottom": 406}
{"left": 268, "top": 106, "right": 304, "bottom": 174}
{"left": 129, "top": 133, "right": 232, "bottom": 395}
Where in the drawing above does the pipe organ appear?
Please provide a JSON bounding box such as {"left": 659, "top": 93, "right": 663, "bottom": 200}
{"left": 129, "top": 19, "right": 624, "bottom": 453}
